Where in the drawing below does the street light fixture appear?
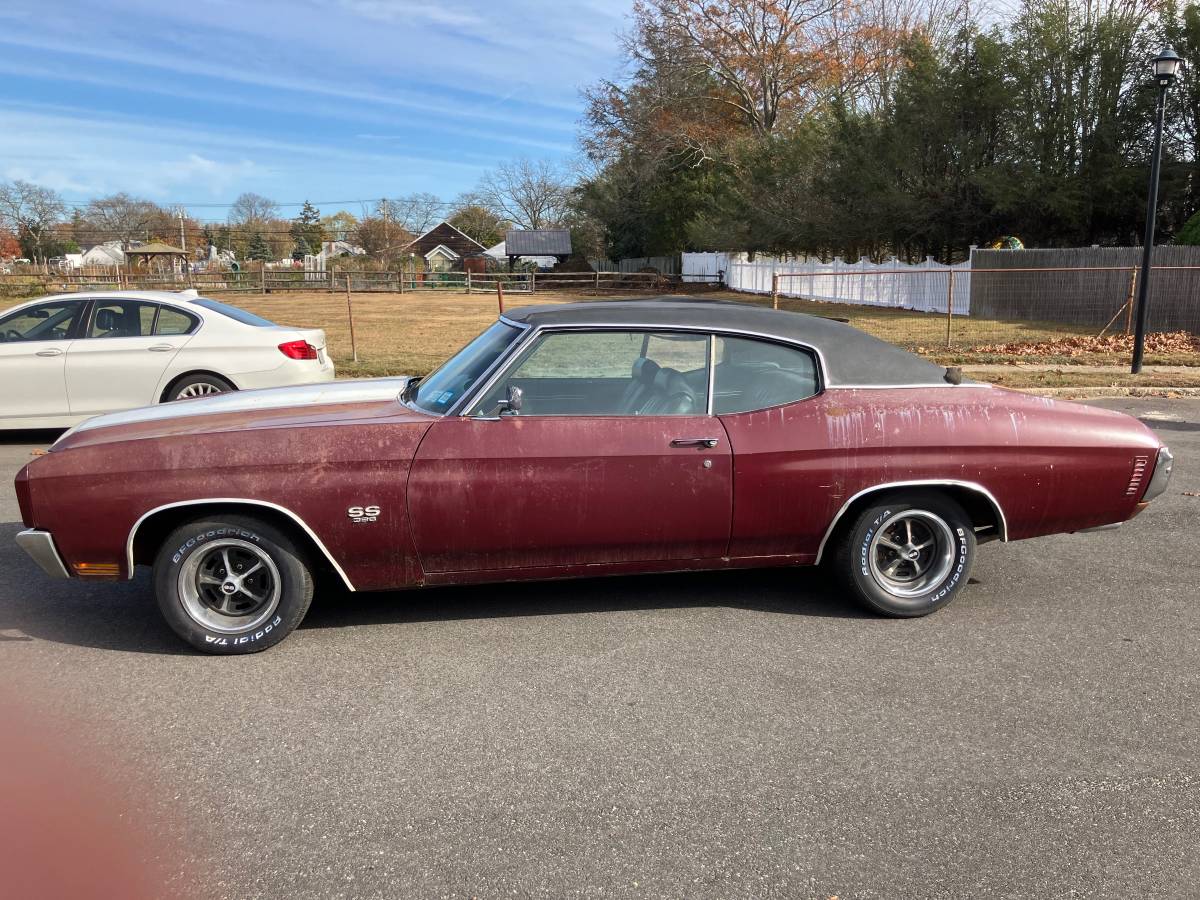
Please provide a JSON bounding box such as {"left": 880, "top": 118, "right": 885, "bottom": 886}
{"left": 1131, "top": 47, "right": 1183, "bottom": 374}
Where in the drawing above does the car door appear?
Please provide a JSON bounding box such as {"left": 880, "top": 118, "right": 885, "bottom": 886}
{"left": 64, "top": 299, "right": 196, "bottom": 416}
{"left": 0, "top": 298, "right": 86, "bottom": 424}
{"left": 407, "top": 329, "right": 732, "bottom": 575}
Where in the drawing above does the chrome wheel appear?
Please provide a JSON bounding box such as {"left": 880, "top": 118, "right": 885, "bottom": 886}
{"left": 868, "top": 510, "right": 956, "bottom": 598}
{"left": 177, "top": 539, "right": 281, "bottom": 634}
{"left": 176, "top": 381, "right": 225, "bottom": 399}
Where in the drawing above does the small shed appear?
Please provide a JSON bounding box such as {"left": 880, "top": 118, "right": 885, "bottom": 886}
{"left": 404, "top": 221, "right": 486, "bottom": 272}
{"left": 504, "top": 229, "right": 571, "bottom": 269}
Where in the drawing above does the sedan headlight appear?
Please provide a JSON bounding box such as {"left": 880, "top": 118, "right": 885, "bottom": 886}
{"left": 1142, "top": 447, "right": 1174, "bottom": 502}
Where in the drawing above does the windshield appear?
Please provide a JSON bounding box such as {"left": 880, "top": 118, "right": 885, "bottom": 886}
{"left": 412, "top": 321, "right": 523, "bottom": 415}
{"left": 191, "top": 297, "right": 277, "bottom": 327}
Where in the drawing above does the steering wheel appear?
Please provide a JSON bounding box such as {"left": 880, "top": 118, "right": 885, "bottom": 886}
{"left": 3, "top": 329, "right": 21, "bottom": 341}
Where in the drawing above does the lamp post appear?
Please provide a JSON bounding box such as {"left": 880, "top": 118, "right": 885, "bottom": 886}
{"left": 1131, "top": 46, "right": 1183, "bottom": 374}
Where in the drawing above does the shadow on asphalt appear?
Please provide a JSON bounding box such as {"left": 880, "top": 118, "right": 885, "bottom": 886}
{"left": 0, "top": 520, "right": 867, "bottom": 654}
{"left": 298, "top": 565, "right": 869, "bottom": 632}
{"left": 0, "top": 429, "right": 64, "bottom": 446}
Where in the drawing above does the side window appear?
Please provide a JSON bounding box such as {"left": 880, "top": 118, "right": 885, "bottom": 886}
{"left": 89, "top": 300, "right": 157, "bottom": 338}
{"left": 155, "top": 306, "right": 199, "bottom": 335}
{"left": 472, "top": 330, "right": 711, "bottom": 417}
{"left": 713, "top": 336, "right": 819, "bottom": 414}
{"left": 0, "top": 301, "right": 83, "bottom": 343}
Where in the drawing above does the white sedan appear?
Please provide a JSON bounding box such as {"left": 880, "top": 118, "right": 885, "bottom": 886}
{"left": 0, "top": 290, "right": 335, "bottom": 429}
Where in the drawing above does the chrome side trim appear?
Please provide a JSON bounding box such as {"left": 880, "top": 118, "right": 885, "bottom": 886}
{"left": 814, "top": 480, "right": 1009, "bottom": 564}
{"left": 458, "top": 322, "right": 829, "bottom": 418}
{"left": 15, "top": 529, "right": 72, "bottom": 579}
{"left": 125, "top": 499, "right": 355, "bottom": 591}
{"left": 830, "top": 383, "right": 995, "bottom": 390}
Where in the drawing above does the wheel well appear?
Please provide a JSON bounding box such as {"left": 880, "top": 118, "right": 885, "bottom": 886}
{"left": 129, "top": 501, "right": 343, "bottom": 586}
{"left": 820, "top": 483, "right": 1005, "bottom": 562}
{"left": 159, "top": 370, "right": 238, "bottom": 403}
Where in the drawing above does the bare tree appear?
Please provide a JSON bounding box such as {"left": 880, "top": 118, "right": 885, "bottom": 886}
{"left": 228, "top": 192, "right": 280, "bottom": 226}
{"left": 377, "top": 193, "right": 443, "bottom": 235}
{"left": 80, "top": 193, "right": 166, "bottom": 249}
{"left": 472, "top": 159, "right": 572, "bottom": 230}
{"left": 0, "top": 180, "right": 66, "bottom": 262}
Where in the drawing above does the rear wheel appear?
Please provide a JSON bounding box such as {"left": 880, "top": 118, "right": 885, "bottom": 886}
{"left": 833, "top": 492, "right": 976, "bottom": 617}
{"left": 165, "top": 373, "right": 235, "bottom": 402}
{"left": 153, "top": 515, "right": 314, "bottom": 653}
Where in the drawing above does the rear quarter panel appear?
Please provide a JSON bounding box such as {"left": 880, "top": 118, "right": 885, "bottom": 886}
{"left": 24, "top": 402, "right": 431, "bottom": 590}
{"left": 719, "top": 386, "right": 1161, "bottom": 558}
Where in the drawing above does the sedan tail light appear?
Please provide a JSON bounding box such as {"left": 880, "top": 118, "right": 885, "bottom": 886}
{"left": 278, "top": 340, "right": 319, "bottom": 360}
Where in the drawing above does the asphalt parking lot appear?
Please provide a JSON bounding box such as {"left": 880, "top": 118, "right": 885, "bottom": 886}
{"left": 1, "top": 397, "right": 1197, "bottom": 899}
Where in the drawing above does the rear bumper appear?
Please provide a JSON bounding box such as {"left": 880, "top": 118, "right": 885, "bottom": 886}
{"left": 15, "top": 529, "right": 71, "bottom": 579}
{"left": 236, "top": 360, "right": 336, "bottom": 391}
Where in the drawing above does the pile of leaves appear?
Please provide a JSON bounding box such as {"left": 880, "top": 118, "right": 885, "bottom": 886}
{"left": 965, "top": 331, "right": 1200, "bottom": 358}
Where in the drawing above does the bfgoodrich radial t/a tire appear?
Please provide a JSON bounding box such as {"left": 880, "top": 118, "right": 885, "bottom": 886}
{"left": 834, "top": 492, "right": 976, "bottom": 617}
{"left": 153, "top": 515, "right": 314, "bottom": 654}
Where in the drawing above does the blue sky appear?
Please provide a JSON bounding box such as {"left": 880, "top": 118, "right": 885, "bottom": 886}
{"left": 0, "top": 0, "right": 630, "bottom": 222}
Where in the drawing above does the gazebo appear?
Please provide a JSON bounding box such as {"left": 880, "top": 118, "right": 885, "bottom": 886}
{"left": 124, "top": 241, "right": 189, "bottom": 272}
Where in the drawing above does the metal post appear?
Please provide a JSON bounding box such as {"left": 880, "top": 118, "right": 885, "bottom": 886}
{"left": 772, "top": 273, "right": 780, "bottom": 310}
{"left": 945, "top": 270, "right": 955, "bottom": 347}
{"left": 345, "top": 275, "right": 358, "bottom": 363}
{"left": 1132, "top": 81, "right": 1169, "bottom": 373}
{"left": 466, "top": 269, "right": 472, "bottom": 294}
{"left": 261, "top": 266, "right": 267, "bottom": 295}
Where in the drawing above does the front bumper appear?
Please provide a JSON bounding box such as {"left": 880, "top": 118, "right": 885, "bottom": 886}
{"left": 15, "top": 529, "right": 71, "bottom": 579}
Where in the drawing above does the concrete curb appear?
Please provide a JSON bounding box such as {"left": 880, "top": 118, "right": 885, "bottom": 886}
{"left": 1014, "top": 386, "right": 1200, "bottom": 399}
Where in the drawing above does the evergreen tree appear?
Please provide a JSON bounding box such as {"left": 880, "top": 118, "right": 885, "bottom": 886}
{"left": 246, "top": 230, "right": 272, "bottom": 261}
{"left": 290, "top": 200, "right": 323, "bottom": 259}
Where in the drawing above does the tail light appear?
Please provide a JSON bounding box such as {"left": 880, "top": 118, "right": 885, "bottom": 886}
{"left": 278, "top": 340, "right": 319, "bottom": 360}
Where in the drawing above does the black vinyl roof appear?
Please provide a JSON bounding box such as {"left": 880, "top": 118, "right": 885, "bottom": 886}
{"left": 502, "top": 298, "right": 952, "bottom": 387}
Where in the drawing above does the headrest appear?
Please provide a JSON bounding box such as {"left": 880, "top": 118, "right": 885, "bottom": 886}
{"left": 653, "top": 367, "right": 689, "bottom": 395}
{"left": 95, "top": 308, "right": 119, "bottom": 330}
{"left": 632, "top": 357, "right": 660, "bottom": 383}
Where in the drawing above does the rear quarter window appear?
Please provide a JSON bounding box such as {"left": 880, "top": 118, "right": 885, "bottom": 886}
{"left": 713, "top": 336, "right": 820, "bottom": 414}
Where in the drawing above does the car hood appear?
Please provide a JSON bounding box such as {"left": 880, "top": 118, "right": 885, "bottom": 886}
{"left": 52, "top": 377, "right": 426, "bottom": 451}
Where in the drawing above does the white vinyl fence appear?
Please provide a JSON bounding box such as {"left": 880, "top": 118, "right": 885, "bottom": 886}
{"left": 683, "top": 253, "right": 972, "bottom": 315}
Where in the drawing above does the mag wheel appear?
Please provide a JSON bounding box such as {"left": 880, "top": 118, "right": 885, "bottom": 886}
{"left": 153, "top": 515, "right": 314, "bottom": 654}
{"left": 834, "top": 493, "right": 976, "bottom": 617}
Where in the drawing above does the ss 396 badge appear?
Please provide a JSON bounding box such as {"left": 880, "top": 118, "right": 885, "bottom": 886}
{"left": 347, "top": 505, "right": 381, "bottom": 523}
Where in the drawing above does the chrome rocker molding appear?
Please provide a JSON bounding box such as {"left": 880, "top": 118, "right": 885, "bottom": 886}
{"left": 15, "top": 529, "right": 71, "bottom": 579}
{"left": 125, "top": 499, "right": 356, "bottom": 591}
{"left": 814, "top": 480, "right": 1009, "bottom": 565}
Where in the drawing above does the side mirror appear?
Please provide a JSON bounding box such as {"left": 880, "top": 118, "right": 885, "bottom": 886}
{"left": 497, "top": 384, "right": 523, "bottom": 415}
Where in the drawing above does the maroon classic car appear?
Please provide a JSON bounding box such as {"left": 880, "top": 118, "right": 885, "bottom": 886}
{"left": 15, "top": 299, "right": 1173, "bottom": 653}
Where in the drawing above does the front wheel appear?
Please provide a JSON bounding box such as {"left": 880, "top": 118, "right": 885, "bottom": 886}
{"left": 153, "top": 515, "right": 314, "bottom": 653}
{"left": 833, "top": 492, "right": 976, "bottom": 617}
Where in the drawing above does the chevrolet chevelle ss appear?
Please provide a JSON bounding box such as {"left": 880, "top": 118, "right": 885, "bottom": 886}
{"left": 14, "top": 299, "right": 1173, "bottom": 653}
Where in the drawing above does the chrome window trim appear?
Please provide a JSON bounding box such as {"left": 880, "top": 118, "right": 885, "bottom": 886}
{"left": 458, "top": 321, "right": 828, "bottom": 418}
{"left": 125, "top": 498, "right": 355, "bottom": 591}
{"left": 706, "top": 334, "right": 716, "bottom": 416}
{"left": 831, "top": 383, "right": 995, "bottom": 390}
{"left": 814, "top": 479, "right": 1008, "bottom": 564}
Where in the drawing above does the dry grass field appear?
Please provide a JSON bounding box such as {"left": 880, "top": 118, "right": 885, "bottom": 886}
{"left": 4, "top": 287, "right": 1198, "bottom": 376}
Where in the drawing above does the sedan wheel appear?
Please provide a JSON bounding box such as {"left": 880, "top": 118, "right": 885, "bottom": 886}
{"left": 167, "top": 374, "right": 235, "bottom": 402}
{"left": 833, "top": 492, "right": 976, "bottom": 617}
{"left": 153, "top": 515, "right": 314, "bottom": 653}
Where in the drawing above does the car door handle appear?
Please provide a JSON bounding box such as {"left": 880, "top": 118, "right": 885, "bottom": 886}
{"left": 148, "top": 344, "right": 176, "bottom": 352}
{"left": 671, "top": 437, "right": 720, "bottom": 448}
{"left": 35, "top": 348, "right": 64, "bottom": 357}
